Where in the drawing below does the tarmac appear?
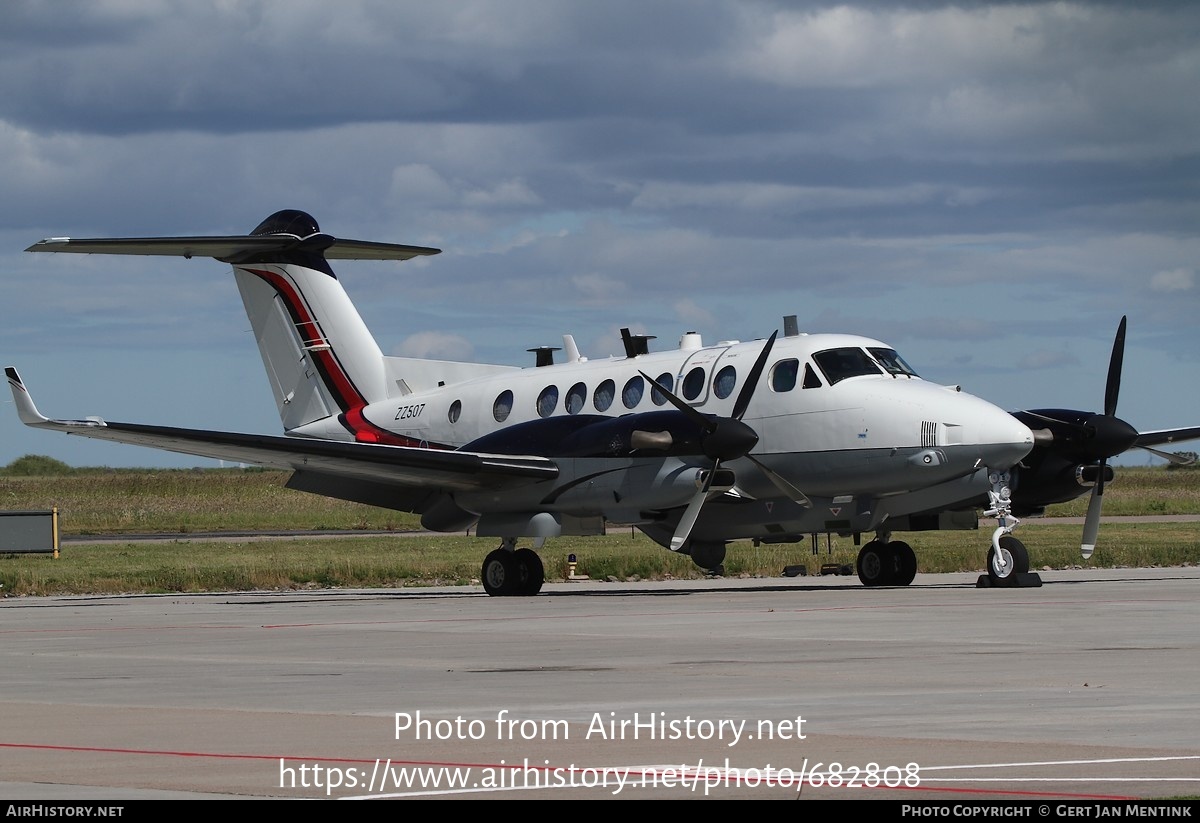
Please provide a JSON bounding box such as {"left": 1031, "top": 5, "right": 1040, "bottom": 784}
{"left": 1, "top": 567, "right": 1197, "bottom": 800}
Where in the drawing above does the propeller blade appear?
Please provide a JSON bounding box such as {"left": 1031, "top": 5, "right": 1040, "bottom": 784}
{"left": 746, "top": 455, "right": 812, "bottom": 507}
{"left": 1081, "top": 478, "right": 1104, "bottom": 559}
{"left": 638, "top": 370, "right": 760, "bottom": 461}
{"left": 670, "top": 466, "right": 716, "bottom": 551}
{"left": 1082, "top": 315, "right": 1126, "bottom": 557}
{"left": 655, "top": 330, "right": 781, "bottom": 551}
{"left": 639, "top": 370, "right": 714, "bottom": 434}
{"left": 731, "top": 331, "right": 778, "bottom": 421}
{"left": 1104, "top": 315, "right": 1126, "bottom": 417}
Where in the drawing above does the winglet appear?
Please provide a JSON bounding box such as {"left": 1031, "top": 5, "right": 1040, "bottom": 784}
{"left": 5, "top": 368, "right": 106, "bottom": 431}
{"left": 5, "top": 367, "right": 50, "bottom": 426}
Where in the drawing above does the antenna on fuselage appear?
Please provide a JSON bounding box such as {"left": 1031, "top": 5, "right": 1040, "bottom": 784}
{"left": 620, "top": 328, "right": 655, "bottom": 358}
{"left": 527, "top": 346, "right": 560, "bottom": 367}
{"left": 784, "top": 315, "right": 799, "bottom": 337}
{"left": 563, "top": 334, "right": 584, "bottom": 362}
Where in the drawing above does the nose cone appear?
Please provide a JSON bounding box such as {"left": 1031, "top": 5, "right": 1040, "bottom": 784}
{"left": 978, "top": 404, "right": 1035, "bottom": 471}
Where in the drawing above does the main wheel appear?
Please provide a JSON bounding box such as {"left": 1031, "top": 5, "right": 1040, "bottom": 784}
{"left": 482, "top": 548, "right": 518, "bottom": 596}
{"left": 856, "top": 541, "right": 893, "bottom": 587}
{"left": 890, "top": 541, "right": 917, "bottom": 586}
{"left": 688, "top": 541, "right": 726, "bottom": 571}
{"left": 513, "top": 548, "right": 545, "bottom": 596}
{"left": 987, "top": 536, "right": 1029, "bottom": 586}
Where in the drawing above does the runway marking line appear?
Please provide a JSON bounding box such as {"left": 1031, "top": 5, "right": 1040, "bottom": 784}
{"left": 5, "top": 742, "right": 1191, "bottom": 800}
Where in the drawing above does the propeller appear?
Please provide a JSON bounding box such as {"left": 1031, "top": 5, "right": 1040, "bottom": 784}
{"left": 640, "top": 331, "right": 811, "bottom": 553}
{"left": 1022, "top": 317, "right": 1139, "bottom": 558}
{"left": 1079, "top": 316, "right": 1134, "bottom": 558}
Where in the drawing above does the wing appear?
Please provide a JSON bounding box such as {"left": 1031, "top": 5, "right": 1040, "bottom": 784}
{"left": 6, "top": 368, "right": 556, "bottom": 508}
{"left": 1136, "top": 426, "right": 1200, "bottom": 449}
{"left": 1134, "top": 426, "right": 1200, "bottom": 464}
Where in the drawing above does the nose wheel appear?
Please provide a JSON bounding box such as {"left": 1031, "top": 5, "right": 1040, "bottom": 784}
{"left": 986, "top": 536, "right": 1030, "bottom": 586}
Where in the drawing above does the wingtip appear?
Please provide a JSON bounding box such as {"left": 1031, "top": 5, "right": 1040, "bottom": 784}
{"left": 5, "top": 367, "right": 50, "bottom": 426}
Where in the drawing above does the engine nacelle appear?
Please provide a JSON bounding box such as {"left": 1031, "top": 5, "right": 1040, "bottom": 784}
{"left": 1010, "top": 451, "right": 1115, "bottom": 515}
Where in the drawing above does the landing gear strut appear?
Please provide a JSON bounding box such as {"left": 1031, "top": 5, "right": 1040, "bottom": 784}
{"left": 856, "top": 536, "right": 917, "bottom": 587}
{"left": 481, "top": 539, "right": 545, "bottom": 597}
{"left": 980, "top": 471, "right": 1040, "bottom": 588}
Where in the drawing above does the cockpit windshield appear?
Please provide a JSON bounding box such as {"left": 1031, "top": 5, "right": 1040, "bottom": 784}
{"left": 868, "top": 347, "right": 919, "bottom": 378}
{"left": 812, "top": 347, "right": 884, "bottom": 385}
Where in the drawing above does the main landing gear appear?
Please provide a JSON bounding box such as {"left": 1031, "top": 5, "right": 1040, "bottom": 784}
{"left": 855, "top": 537, "right": 917, "bottom": 587}
{"left": 481, "top": 538, "right": 545, "bottom": 597}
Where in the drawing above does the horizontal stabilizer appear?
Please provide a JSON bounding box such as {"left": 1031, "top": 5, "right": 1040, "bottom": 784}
{"left": 26, "top": 234, "right": 439, "bottom": 263}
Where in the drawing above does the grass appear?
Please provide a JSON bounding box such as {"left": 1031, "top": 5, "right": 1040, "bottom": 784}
{"left": 0, "top": 468, "right": 421, "bottom": 533}
{"left": 0, "top": 464, "right": 1196, "bottom": 596}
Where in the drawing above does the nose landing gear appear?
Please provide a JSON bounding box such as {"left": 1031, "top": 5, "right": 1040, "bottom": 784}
{"left": 980, "top": 471, "right": 1040, "bottom": 588}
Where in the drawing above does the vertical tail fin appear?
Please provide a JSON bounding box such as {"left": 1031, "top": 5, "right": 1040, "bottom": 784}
{"left": 24, "top": 209, "right": 441, "bottom": 440}
{"left": 233, "top": 260, "right": 388, "bottom": 435}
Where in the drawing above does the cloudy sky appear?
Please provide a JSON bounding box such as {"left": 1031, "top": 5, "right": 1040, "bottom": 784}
{"left": 1, "top": 0, "right": 1197, "bottom": 468}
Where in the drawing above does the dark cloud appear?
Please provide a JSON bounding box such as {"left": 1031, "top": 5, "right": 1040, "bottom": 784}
{"left": 1, "top": 1, "right": 1197, "bottom": 467}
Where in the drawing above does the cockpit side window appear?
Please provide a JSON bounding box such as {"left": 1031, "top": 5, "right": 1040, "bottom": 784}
{"left": 802, "top": 363, "right": 822, "bottom": 389}
{"left": 868, "top": 347, "right": 919, "bottom": 378}
{"left": 813, "top": 348, "right": 883, "bottom": 385}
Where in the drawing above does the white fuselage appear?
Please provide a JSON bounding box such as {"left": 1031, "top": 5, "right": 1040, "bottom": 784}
{"left": 295, "top": 330, "right": 1033, "bottom": 510}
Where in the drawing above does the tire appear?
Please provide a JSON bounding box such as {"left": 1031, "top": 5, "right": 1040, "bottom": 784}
{"left": 856, "top": 541, "right": 893, "bottom": 587}
{"left": 987, "top": 536, "right": 1029, "bottom": 586}
{"left": 513, "top": 548, "right": 545, "bottom": 596}
{"left": 891, "top": 541, "right": 917, "bottom": 586}
{"left": 688, "top": 541, "right": 727, "bottom": 571}
{"left": 482, "top": 548, "right": 518, "bottom": 596}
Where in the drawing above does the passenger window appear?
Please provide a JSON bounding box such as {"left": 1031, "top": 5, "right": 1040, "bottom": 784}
{"left": 650, "top": 372, "right": 673, "bottom": 406}
{"left": 682, "top": 366, "right": 706, "bottom": 401}
{"left": 448, "top": 399, "right": 462, "bottom": 424}
{"left": 622, "top": 375, "right": 644, "bottom": 409}
{"left": 594, "top": 379, "right": 615, "bottom": 412}
{"left": 771, "top": 359, "right": 798, "bottom": 392}
{"left": 565, "top": 382, "right": 586, "bottom": 415}
{"left": 493, "top": 390, "right": 513, "bottom": 422}
{"left": 537, "top": 385, "right": 559, "bottom": 418}
{"left": 713, "top": 365, "right": 737, "bottom": 399}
